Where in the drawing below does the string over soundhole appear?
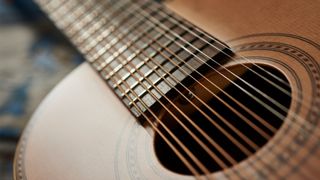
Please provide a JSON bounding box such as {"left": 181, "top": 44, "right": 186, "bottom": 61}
{"left": 154, "top": 64, "right": 292, "bottom": 175}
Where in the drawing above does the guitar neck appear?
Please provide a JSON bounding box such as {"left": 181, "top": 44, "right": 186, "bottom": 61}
{"left": 35, "top": 0, "right": 231, "bottom": 121}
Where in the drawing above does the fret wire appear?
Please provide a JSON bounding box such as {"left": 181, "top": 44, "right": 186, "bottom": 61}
{"left": 74, "top": 1, "right": 137, "bottom": 59}
{"left": 48, "top": 0, "right": 280, "bottom": 177}
{"left": 99, "top": 26, "right": 195, "bottom": 104}
{"left": 36, "top": 0, "right": 203, "bottom": 175}
{"left": 99, "top": 19, "right": 159, "bottom": 80}
{"left": 74, "top": 0, "right": 133, "bottom": 42}
{"left": 126, "top": 58, "right": 174, "bottom": 105}
{"left": 49, "top": 0, "right": 80, "bottom": 23}
{"left": 34, "top": 1, "right": 320, "bottom": 179}
{"left": 93, "top": 26, "right": 149, "bottom": 74}
{"left": 79, "top": 0, "right": 152, "bottom": 57}
{"left": 105, "top": 8, "right": 260, "bottom": 158}
{"left": 50, "top": 2, "right": 89, "bottom": 30}
{"left": 104, "top": 65, "right": 200, "bottom": 176}
{"left": 101, "top": 14, "right": 254, "bottom": 169}
{"left": 148, "top": 11, "right": 276, "bottom": 153}
{"left": 104, "top": 34, "right": 176, "bottom": 104}
{"left": 134, "top": 0, "right": 284, "bottom": 142}
{"left": 80, "top": 5, "right": 151, "bottom": 64}
{"left": 57, "top": 1, "right": 96, "bottom": 34}
{"left": 139, "top": 12, "right": 266, "bottom": 149}
{"left": 97, "top": 45, "right": 129, "bottom": 72}
{"left": 128, "top": 72, "right": 167, "bottom": 106}
{"left": 104, "top": 27, "right": 236, "bottom": 169}
{"left": 74, "top": 0, "right": 164, "bottom": 111}
{"left": 148, "top": 0, "right": 299, "bottom": 129}
{"left": 107, "top": 45, "right": 163, "bottom": 91}
{"left": 100, "top": 55, "right": 152, "bottom": 98}
{"left": 66, "top": 0, "right": 123, "bottom": 38}
{"left": 63, "top": 1, "right": 99, "bottom": 35}
{"left": 100, "top": 29, "right": 214, "bottom": 174}
{"left": 107, "top": 51, "right": 143, "bottom": 88}
{"left": 73, "top": 0, "right": 119, "bottom": 45}
{"left": 109, "top": 30, "right": 180, "bottom": 97}
{"left": 101, "top": 55, "right": 201, "bottom": 175}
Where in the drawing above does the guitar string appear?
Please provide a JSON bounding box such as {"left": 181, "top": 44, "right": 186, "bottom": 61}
{"left": 127, "top": 7, "right": 320, "bottom": 180}
{"left": 85, "top": 0, "right": 274, "bottom": 145}
{"left": 47, "top": 0, "right": 318, "bottom": 149}
{"left": 89, "top": 0, "right": 276, "bottom": 141}
{"left": 45, "top": 0, "right": 320, "bottom": 143}
{"left": 73, "top": 0, "right": 129, "bottom": 47}
{"left": 83, "top": 1, "right": 297, "bottom": 178}
{"left": 85, "top": 0, "right": 312, "bottom": 167}
{"left": 130, "top": 1, "right": 320, "bottom": 140}
{"left": 107, "top": 0, "right": 320, "bottom": 176}
{"left": 63, "top": 0, "right": 112, "bottom": 37}
{"left": 108, "top": 75, "right": 204, "bottom": 178}
{"left": 154, "top": 2, "right": 314, "bottom": 108}
{"left": 81, "top": 2, "right": 280, "bottom": 177}
{"left": 156, "top": 11, "right": 320, "bottom": 143}
{"left": 37, "top": 0, "right": 204, "bottom": 178}
{"left": 141, "top": 1, "right": 320, "bottom": 132}
{"left": 38, "top": 0, "right": 316, "bottom": 179}
{"left": 148, "top": 0, "right": 318, "bottom": 121}
{"left": 132, "top": 3, "right": 320, "bottom": 167}
{"left": 135, "top": 0, "right": 314, "bottom": 125}
{"left": 88, "top": 0, "right": 271, "bottom": 151}
{"left": 94, "top": 0, "right": 251, "bottom": 166}
{"left": 114, "top": 16, "right": 320, "bottom": 180}
{"left": 134, "top": 0, "right": 307, "bottom": 119}
{"left": 89, "top": 1, "right": 318, "bottom": 179}
{"left": 78, "top": 0, "right": 290, "bottom": 178}
{"left": 98, "top": 21, "right": 246, "bottom": 177}
{"left": 52, "top": 0, "right": 232, "bottom": 176}
{"left": 106, "top": 44, "right": 246, "bottom": 179}
{"left": 47, "top": 0, "right": 127, "bottom": 44}
{"left": 67, "top": 0, "right": 129, "bottom": 40}
{"left": 71, "top": 0, "right": 318, "bottom": 174}
{"left": 89, "top": 13, "right": 215, "bottom": 175}
{"left": 40, "top": 1, "right": 211, "bottom": 179}
{"left": 106, "top": 18, "right": 250, "bottom": 164}
{"left": 40, "top": 0, "right": 318, "bottom": 178}
{"left": 105, "top": 6, "right": 316, "bottom": 179}
{"left": 95, "top": 13, "right": 304, "bottom": 179}
{"left": 103, "top": 19, "right": 271, "bottom": 179}
{"left": 86, "top": 1, "right": 152, "bottom": 62}
{"left": 42, "top": 0, "right": 320, "bottom": 179}
{"left": 133, "top": 0, "right": 320, "bottom": 172}
{"left": 108, "top": 75, "right": 203, "bottom": 178}
{"left": 109, "top": 0, "right": 320, "bottom": 159}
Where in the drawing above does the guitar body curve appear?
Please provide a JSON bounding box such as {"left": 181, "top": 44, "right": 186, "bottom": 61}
{"left": 15, "top": 0, "right": 320, "bottom": 179}
{"left": 15, "top": 63, "right": 192, "bottom": 180}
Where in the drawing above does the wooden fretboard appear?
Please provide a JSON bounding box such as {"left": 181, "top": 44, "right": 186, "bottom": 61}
{"left": 35, "top": 0, "right": 231, "bottom": 121}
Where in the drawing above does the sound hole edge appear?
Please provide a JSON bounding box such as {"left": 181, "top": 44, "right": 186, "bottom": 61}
{"left": 153, "top": 63, "right": 292, "bottom": 175}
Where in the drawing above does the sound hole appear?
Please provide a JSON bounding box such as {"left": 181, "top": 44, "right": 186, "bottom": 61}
{"left": 154, "top": 64, "right": 292, "bottom": 175}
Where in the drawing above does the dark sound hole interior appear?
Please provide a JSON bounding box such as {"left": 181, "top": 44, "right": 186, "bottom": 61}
{"left": 154, "top": 64, "right": 292, "bottom": 175}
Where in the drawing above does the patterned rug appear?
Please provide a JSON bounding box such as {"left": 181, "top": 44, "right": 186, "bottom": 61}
{"left": 0, "top": 0, "right": 83, "bottom": 179}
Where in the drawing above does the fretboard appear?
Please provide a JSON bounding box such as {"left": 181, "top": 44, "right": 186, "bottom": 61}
{"left": 35, "top": 0, "right": 231, "bottom": 121}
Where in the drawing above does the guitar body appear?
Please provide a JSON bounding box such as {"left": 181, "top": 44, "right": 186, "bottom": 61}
{"left": 15, "top": 0, "right": 320, "bottom": 179}
{"left": 15, "top": 63, "right": 182, "bottom": 180}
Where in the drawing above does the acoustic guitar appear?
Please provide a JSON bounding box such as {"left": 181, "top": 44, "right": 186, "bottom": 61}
{"left": 14, "top": 0, "right": 320, "bottom": 179}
